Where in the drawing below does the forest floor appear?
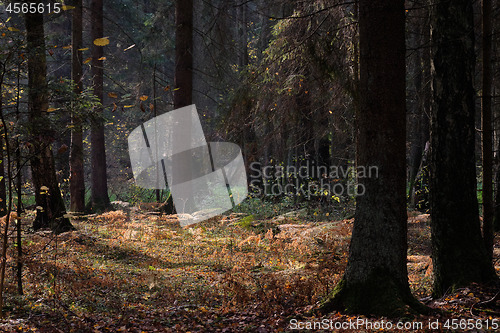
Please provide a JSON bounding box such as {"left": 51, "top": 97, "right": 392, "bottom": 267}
{"left": 0, "top": 207, "right": 498, "bottom": 332}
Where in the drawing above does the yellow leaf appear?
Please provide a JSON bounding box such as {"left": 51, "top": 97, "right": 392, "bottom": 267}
{"left": 84, "top": 57, "right": 92, "bottom": 64}
{"left": 98, "top": 56, "right": 106, "bottom": 61}
{"left": 62, "top": 5, "right": 75, "bottom": 10}
{"left": 108, "top": 92, "right": 118, "bottom": 98}
{"left": 93, "top": 37, "right": 110, "bottom": 46}
{"left": 63, "top": 45, "right": 72, "bottom": 49}
{"left": 124, "top": 105, "right": 134, "bottom": 108}
{"left": 8, "top": 27, "right": 20, "bottom": 32}
{"left": 47, "top": 108, "right": 58, "bottom": 112}
{"left": 78, "top": 47, "right": 89, "bottom": 51}
{"left": 139, "top": 95, "right": 148, "bottom": 101}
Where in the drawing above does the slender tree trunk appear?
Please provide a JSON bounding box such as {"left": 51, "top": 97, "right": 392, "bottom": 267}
{"left": 16, "top": 139, "right": 22, "bottom": 295}
{"left": 494, "top": 109, "right": 500, "bottom": 231}
{"left": 153, "top": 64, "right": 161, "bottom": 203}
{"left": 0, "top": 135, "right": 6, "bottom": 217}
{"left": 482, "top": 0, "right": 494, "bottom": 261}
{"left": 237, "top": 2, "right": 248, "bottom": 68}
{"left": 164, "top": 0, "right": 194, "bottom": 216}
{"left": 15, "top": 53, "right": 23, "bottom": 295}
{"left": 25, "top": 7, "right": 74, "bottom": 233}
{"left": 320, "top": 0, "right": 426, "bottom": 316}
{"left": 70, "top": 0, "right": 85, "bottom": 213}
{"left": 0, "top": 105, "right": 13, "bottom": 317}
{"left": 430, "top": 0, "right": 497, "bottom": 297}
{"left": 174, "top": 0, "right": 193, "bottom": 109}
{"left": 90, "top": 0, "right": 110, "bottom": 211}
{"left": 408, "top": 10, "right": 431, "bottom": 208}
{"left": 0, "top": 65, "right": 7, "bottom": 218}
{"left": 495, "top": 111, "right": 500, "bottom": 231}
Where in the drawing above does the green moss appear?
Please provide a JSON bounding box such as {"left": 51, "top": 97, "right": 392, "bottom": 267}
{"left": 236, "top": 215, "right": 255, "bottom": 229}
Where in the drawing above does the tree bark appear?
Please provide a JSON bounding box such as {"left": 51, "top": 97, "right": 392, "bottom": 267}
{"left": 174, "top": 0, "right": 193, "bottom": 109}
{"left": 90, "top": 0, "right": 110, "bottom": 211}
{"left": 25, "top": 8, "right": 74, "bottom": 233}
{"left": 165, "top": 0, "right": 194, "bottom": 215}
{"left": 70, "top": 0, "right": 85, "bottom": 213}
{"left": 0, "top": 134, "right": 6, "bottom": 217}
{"left": 430, "top": 0, "right": 497, "bottom": 297}
{"left": 408, "top": 8, "right": 431, "bottom": 208}
{"left": 482, "top": 0, "right": 494, "bottom": 261}
{"left": 320, "top": 0, "right": 425, "bottom": 316}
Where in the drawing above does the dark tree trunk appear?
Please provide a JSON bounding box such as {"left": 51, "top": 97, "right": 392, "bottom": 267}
{"left": 70, "top": 0, "right": 85, "bottom": 213}
{"left": 321, "top": 0, "right": 425, "bottom": 316}
{"left": 25, "top": 9, "right": 74, "bottom": 233}
{"left": 430, "top": 0, "right": 497, "bottom": 297}
{"left": 0, "top": 134, "right": 6, "bottom": 217}
{"left": 163, "top": 0, "right": 194, "bottom": 216}
{"left": 408, "top": 9, "right": 431, "bottom": 208}
{"left": 237, "top": 2, "right": 249, "bottom": 68}
{"left": 90, "top": 0, "right": 110, "bottom": 211}
{"left": 482, "top": 0, "right": 494, "bottom": 261}
{"left": 495, "top": 127, "right": 500, "bottom": 230}
{"left": 0, "top": 71, "right": 6, "bottom": 218}
{"left": 174, "top": 0, "right": 193, "bottom": 109}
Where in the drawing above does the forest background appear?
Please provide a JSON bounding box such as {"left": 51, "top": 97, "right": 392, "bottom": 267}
{"left": 0, "top": 0, "right": 497, "bottom": 331}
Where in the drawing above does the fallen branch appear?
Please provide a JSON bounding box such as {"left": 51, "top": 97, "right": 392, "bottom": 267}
{"left": 470, "top": 290, "right": 500, "bottom": 316}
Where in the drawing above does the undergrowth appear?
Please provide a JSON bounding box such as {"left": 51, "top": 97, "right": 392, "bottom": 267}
{"left": 0, "top": 207, "right": 496, "bottom": 332}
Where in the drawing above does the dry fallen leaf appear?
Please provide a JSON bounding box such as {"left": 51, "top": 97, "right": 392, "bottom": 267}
{"left": 93, "top": 37, "right": 110, "bottom": 46}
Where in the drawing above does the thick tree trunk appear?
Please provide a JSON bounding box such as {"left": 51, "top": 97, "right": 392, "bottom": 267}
{"left": 25, "top": 9, "right": 74, "bottom": 233}
{"left": 482, "top": 0, "right": 494, "bottom": 262}
{"left": 70, "top": 0, "right": 85, "bottom": 213}
{"left": 321, "top": 0, "right": 425, "bottom": 316}
{"left": 430, "top": 0, "right": 497, "bottom": 297}
{"left": 90, "top": 0, "right": 110, "bottom": 211}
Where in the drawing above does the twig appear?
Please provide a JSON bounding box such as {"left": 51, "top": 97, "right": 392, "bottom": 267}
{"left": 470, "top": 290, "right": 500, "bottom": 316}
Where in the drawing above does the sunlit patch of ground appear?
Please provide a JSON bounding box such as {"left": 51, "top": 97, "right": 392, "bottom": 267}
{"left": 0, "top": 209, "right": 497, "bottom": 332}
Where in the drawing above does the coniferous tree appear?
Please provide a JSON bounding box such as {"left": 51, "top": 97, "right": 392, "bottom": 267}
{"left": 70, "top": 0, "right": 85, "bottom": 213}
{"left": 321, "top": 0, "right": 425, "bottom": 316}
{"left": 90, "top": 0, "right": 110, "bottom": 211}
{"left": 430, "top": 0, "right": 497, "bottom": 297}
{"left": 174, "top": 0, "right": 193, "bottom": 109}
{"left": 25, "top": 6, "right": 74, "bottom": 233}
